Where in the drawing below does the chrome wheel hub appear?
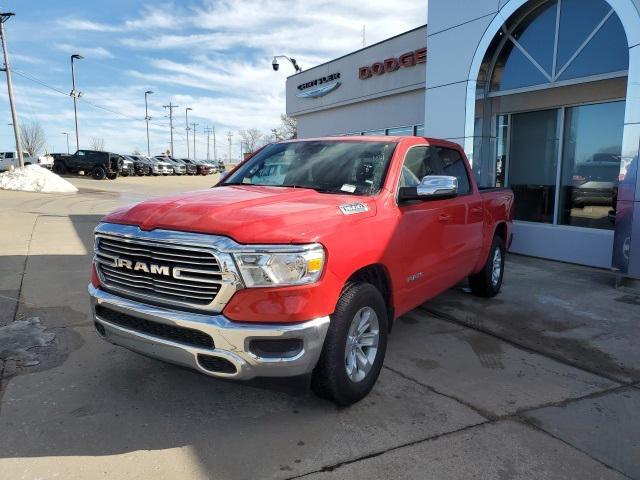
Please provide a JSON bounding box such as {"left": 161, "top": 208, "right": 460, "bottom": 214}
{"left": 491, "top": 248, "right": 502, "bottom": 286}
{"left": 344, "top": 306, "right": 380, "bottom": 383}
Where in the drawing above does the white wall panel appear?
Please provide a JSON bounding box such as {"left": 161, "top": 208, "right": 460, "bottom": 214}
{"left": 426, "top": 14, "right": 496, "bottom": 89}
{"left": 427, "top": 0, "right": 499, "bottom": 35}
{"left": 424, "top": 81, "right": 470, "bottom": 139}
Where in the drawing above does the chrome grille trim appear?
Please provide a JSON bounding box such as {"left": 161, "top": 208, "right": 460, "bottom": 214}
{"left": 94, "top": 223, "right": 244, "bottom": 312}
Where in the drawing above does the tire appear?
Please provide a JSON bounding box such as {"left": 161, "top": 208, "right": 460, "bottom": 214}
{"left": 106, "top": 172, "right": 118, "bottom": 180}
{"left": 53, "top": 161, "right": 66, "bottom": 175}
{"left": 92, "top": 166, "right": 106, "bottom": 180}
{"left": 469, "top": 235, "right": 505, "bottom": 298}
{"left": 311, "top": 282, "right": 388, "bottom": 406}
{"left": 121, "top": 170, "right": 129, "bottom": 177}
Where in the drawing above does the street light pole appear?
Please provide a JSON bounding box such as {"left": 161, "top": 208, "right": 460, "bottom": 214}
{"left": 162, "top": 102, "right": 179, "bottom": 156}
{"left": 144, "top": 90, "right": 153, "bottom": 157}
{"left": 0, "top": 13, "right": 24, "bottom": 168}
{"left": 61, "top": 132, "right": 70, "bottom": 154}
{"left": 70, "top": 53, "right": 83, "bottom": 152}
{"left": 185, "top": 107, "right": 192, "bottom": 159}
{"left": 191, "top": 122, "right": 198, "bottom": 160}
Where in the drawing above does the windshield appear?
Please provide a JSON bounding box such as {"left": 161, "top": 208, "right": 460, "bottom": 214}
{"left": 223, "top": 140, "right": 397, "bottom": 195}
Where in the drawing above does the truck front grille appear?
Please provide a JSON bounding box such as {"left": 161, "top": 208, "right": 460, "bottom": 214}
{"left": 95, "top": 234, "right": 224, "bottom": 310}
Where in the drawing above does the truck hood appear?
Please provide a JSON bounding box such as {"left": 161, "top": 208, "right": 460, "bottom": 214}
{"left": 103, "top": 185, "right": 377, "bottom": 244}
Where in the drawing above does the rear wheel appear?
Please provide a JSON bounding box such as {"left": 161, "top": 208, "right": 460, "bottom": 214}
{"left": 106, "top": 172, "right": 118, "bottom": 180}
{"left": 91, "top": 166, "right": 106, "bottom": 180}
{"left": 469, "top": 235, "right": 505, "bottom": 298}
{"left": 311, "top": 282, "right": 388, "bottom": 406}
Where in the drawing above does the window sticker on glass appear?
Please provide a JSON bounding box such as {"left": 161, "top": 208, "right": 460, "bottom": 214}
{"left": 341, "top": 184, "right": 356, "bottom": 193}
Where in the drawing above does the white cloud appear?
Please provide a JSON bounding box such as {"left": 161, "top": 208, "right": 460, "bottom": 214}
{"left": 55, "top": 43, "right": 114, "bottom": 59}
{"left": 62, "top": 19, "right": 122, "bottom": 32}
{"left": 6, "top": 0, "right": 426, "bottom": 156}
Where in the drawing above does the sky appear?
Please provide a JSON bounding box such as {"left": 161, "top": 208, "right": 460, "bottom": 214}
{"left": 0, "top": 0, "right": 426, "bottom": 160}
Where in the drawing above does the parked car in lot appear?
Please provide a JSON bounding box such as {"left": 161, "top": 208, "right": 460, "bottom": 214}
{"left": 0, "top": 151, "right": 54, "bottom": 171}
{"left": 53, "top": 150, "right": 123, "bottom": 180}
{"left": 124, "top": 155, "right": 151, "bottom": 176}
{"left": 148, "top": 156, "right": 172, "bottom": 175}
{"left": 89, "top": 136, "right": 514, "bottom": 405}
{"left": 180, "top": 158, "right": 208, "bottom": 175}
{"left": 119, "top": 156, "right": 135, "bottom": 177}
{"left": 177, "top": 158, "right": 198, "bottom": 175}
{"left": 164, "top": 157, "right": 187, "bottom": 175}
{"left": 154, "top": 155, "right": 178, "bottom": 175}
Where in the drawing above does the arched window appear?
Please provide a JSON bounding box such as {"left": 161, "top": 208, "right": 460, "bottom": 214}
{"left": 490, "top": 0, "right": 628, "bottom": 92}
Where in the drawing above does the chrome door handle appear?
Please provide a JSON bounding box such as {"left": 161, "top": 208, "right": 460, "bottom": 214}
{"left": 438, "top": 213, "right": 452, "bottom": 222}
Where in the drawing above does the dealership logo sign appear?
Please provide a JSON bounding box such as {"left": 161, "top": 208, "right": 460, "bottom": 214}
{"left": 359, "top": 48, "right": 427, "bottom": 80}
{"left": 296, "top": 73, "right": 341, "bottom": 98}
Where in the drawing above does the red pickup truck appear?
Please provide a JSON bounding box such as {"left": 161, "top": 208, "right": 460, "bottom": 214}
{"left": 89, "top": 136, "right": 513, "bottom": 405}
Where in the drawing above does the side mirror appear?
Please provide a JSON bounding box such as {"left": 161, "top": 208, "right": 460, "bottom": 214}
{"left": 398, "top": 175, "right": 458, "bottom": 202}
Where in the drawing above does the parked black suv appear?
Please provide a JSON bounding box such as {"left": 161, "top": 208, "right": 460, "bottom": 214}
{"left": 52, "top": 150, "right": 123, "bottom": 180}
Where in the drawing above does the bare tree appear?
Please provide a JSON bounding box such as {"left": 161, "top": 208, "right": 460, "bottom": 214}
{"left": 132, "top": 148, "right": 142, "bottom": 155}
{"left": 238, "top": 128, "right": 266, "bottom": 153}
{"left": 19, "top": 120, "right": 47, "bottom": 157}
{"left": 277, "top": 114, "right": 297, "bottom": 140}
{"left": 89, "top": 136, "right": 105, "bottom": 151}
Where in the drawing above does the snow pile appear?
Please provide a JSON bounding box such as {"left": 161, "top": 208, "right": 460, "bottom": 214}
{"left": 0, "top": 164, "right": 77, "bottom": 193}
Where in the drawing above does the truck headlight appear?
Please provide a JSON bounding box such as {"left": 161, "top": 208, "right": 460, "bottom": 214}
{"left": 233, "top": 247, "right": 325, "bottom": 287}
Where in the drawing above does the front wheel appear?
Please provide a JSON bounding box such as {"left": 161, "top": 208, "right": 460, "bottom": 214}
{"left": 311, "top": 282, "right": 388, "bottom": 406}
{"left": 469, "top": 235, "right": 505, "bottom": 298}
{"left": 106, "top": 172, "right": 118, "bottom": 180}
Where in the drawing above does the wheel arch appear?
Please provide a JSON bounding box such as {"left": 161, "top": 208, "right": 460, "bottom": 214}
{"left": 345, "top": 263, "right": 395, "bottom": 331}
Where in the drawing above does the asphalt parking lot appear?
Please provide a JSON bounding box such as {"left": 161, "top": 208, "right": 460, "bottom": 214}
{"left": 1, "top": 175, "right": 639, "bottom": 480}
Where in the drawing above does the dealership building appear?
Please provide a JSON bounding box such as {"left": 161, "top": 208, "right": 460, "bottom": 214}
{"left": 286, "top": 0, "right": 640, "bottom": 279}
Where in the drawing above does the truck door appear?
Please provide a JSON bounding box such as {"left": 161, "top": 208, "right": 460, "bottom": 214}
{"left": 431, "top": 146, "right": 484, "bottom": 276}
{"left": 390, "top": 145, "right": 482, "bottom": 311}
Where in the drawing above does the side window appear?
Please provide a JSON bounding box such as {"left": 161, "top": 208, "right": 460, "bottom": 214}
{"left": 432, "top": 147, "right": 471, "bottom": 194}
{"left": 398, "top": 146, "right": 471, "bottom": 194}
{"left": 398, "top": 147, "right": 428, "bottom": 187}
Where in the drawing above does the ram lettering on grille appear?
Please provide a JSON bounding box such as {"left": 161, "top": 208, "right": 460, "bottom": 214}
{"left": 94, "top": 235, "right": 224, "bottom": 308}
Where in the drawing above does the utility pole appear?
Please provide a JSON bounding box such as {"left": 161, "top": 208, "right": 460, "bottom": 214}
{"left": 204, "top": 126, "right": 212, "bottom": 161}
{"left": 191, "top": 122, "right": 198, "bottom": 160}
{"left": 61, "top": 132, "right": 70, "bottom": 154}
{"left": 144, "top": 90, "right": 153, "bottom": 157}
{"left": 185, "top": 107, "right": 192, "bottom": 159}
{"left": 227, "top": 131, "right": 233, "bottom": 163}
{"left": 0, "top": 13, "right": 23, "bottom": 168}
{"left": 162, "top": 102, "right": 178, "bottom": 156}
{"left": 213, "top": 126, "right": 217, "bottom": 162}
{"left": 70, "top": 53, "right": 84, "bottom": 152}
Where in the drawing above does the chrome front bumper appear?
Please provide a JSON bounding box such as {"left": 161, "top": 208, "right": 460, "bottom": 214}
{"left": 88, "top": 285, "right": 330, "bottom": 380}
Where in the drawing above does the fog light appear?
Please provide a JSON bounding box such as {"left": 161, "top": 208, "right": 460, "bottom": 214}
{"left": 249, "top": 338, "right": 303, "bottom": 359}
{"left": 94, "top": 321, "right": 106, "bottom": 337}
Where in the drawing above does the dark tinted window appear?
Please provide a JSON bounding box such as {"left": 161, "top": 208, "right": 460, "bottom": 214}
{"left": 399, "top": 146, "right": 471, "bottom": 194}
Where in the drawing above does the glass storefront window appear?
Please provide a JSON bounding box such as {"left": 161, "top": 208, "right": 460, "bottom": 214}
{"left": 490, "top": 0, "right": 627, "bottom": 92}
{"left": 559, "top": 101, "right": 625, "bottom": 229}
{"left": 495, "top": 115, "right": 508, "bottom": 187}
{"left": 508, "top": 109, "right": 559, "bottom": 223}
